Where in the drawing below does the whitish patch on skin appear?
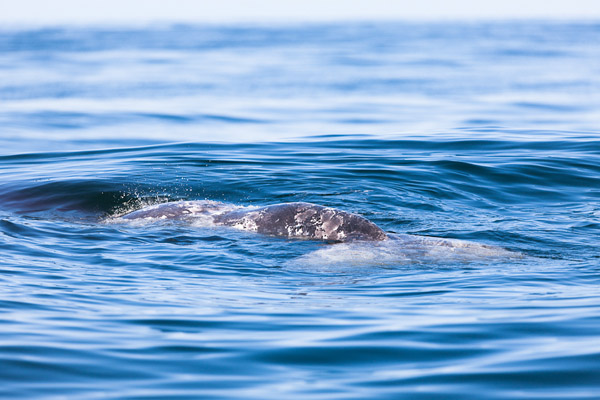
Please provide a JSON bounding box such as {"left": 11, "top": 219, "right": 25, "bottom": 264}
{"left": 319, "top": 209, "right": 344, "bottom": 240}
{"left": 229, "top": 212, "right": 260, "bottom": 232}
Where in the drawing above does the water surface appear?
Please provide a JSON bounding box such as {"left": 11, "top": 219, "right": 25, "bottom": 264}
{"left": 1, "top": 22, "right": 600, "bottom": 399}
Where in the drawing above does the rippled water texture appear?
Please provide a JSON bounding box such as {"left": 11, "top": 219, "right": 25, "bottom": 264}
{"left": 1, "top": 22, "right": 600, "bottom": 399}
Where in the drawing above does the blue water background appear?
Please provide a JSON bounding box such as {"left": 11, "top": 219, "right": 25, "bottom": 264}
{"left": 1, "top": 22, "right": 600, "bottom": 399}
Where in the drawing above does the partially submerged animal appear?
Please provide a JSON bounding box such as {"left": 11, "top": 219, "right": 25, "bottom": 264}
{"left": 117, "top": 200, "right": 521, "bottom": 263}
{"left": 120, "top": 200, "right": 387, "bottom": 242}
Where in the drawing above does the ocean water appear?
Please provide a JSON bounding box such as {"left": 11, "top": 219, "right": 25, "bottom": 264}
{"left": 1, "top": 21, "right": 600, "bottom": 399}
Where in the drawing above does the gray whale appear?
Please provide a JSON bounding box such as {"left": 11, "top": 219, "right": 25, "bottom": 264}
{"left": 120, "top": 201, "right": 387, "bottom": 242}
{"left": 117, "top": 201, "right": 520, "bottom": 263}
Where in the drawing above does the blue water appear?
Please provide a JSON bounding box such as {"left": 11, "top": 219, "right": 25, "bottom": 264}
{"left": 1, "top": 21, "right": 600, "bottom": 399}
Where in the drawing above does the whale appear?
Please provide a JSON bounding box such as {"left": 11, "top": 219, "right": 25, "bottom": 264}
{"left": 119, "top": 200, "right": 387, "bottom": 242}
{"left": 116, "top": 200, "right": 521, "bottom": 263}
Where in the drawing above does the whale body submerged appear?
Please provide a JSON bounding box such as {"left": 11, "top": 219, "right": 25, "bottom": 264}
{"left": 120, "top": 200, "right": 387, "bottom": 242}
{"left": 117, "top": 200, "right": 520, "bottom": 263}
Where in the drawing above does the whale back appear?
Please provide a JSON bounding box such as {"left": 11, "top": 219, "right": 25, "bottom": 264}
{"left": 214, "top": 202, "right": 387, "bottom": 242}
{"left": 120, "top": 200, "right": 232, "bottom": 220}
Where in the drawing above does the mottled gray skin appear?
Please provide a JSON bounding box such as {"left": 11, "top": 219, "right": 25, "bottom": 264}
{"left": 215, "top": 202, "right": 387, "bottom": 242}
{"left": 120, "top": 200, "right": 227, "bottom": 220}
{"left": 120, "top": 201, "right": 387, "bottom": 242}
